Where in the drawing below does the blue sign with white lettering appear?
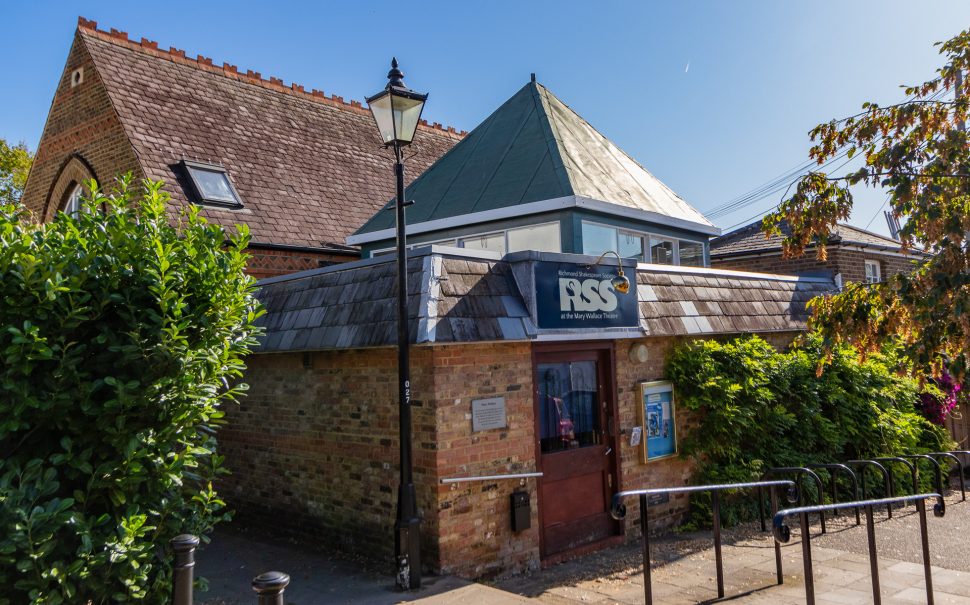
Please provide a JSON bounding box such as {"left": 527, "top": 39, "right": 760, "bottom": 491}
{"left": 534, "top": 261, "right": 639, "bottom": 329}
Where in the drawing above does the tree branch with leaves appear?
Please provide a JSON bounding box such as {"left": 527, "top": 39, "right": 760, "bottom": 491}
{"left": 764, "top": 29, "right": 970, "bottom": 380}
{"left": 0, "top": 138, "right": 32, "bottom": 205}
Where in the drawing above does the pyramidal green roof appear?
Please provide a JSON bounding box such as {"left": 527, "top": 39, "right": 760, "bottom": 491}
{"left": 352, "top": 81, "right": 714, "bottom": 241}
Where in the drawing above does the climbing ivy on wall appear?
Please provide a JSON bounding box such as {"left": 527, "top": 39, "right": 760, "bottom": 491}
{"left": 667, "top": 335, "right": 953, "bottom": 528}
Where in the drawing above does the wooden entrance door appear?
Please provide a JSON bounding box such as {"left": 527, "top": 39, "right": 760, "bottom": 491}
{"left": 534, "top": 346, "right": 619, "bottom": 558}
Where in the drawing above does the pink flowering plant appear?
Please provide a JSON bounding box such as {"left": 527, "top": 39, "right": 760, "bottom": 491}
{"left": 919, "top": 369, "right": 963, "bottom": 425}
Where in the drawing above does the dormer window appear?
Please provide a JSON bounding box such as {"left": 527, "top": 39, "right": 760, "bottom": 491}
{"left": 181, "top": 160, "right": 243, "bottom": 208}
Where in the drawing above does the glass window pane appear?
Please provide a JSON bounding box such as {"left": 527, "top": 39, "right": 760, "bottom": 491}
{"left": 650, "top": 237, "right": 675, "bottom": 264}
{"left": 582, "top": 223, "right": 618, "bottom": 257}
{"left": 618, "top": 231, "right": 645, "bottom": 261}
{"left": 391, "top": 94, "right": 425, "bottom": 144}
{"left": 508, "top": 223, "right": 561, "bottom": 253}
{"left": 459, "top": 232, "right": 506, "bottom": 256}
{"left": 64, "top": 184, "right": 83, "bottom": 217}
{"left": 537, "top": 361, "right": 601, "bottom": 453}
{"left": 865, "top": 260, "right": 881, "bottom": 283}
{"left": 188, "top": 167, "right": 238, "bottom": 204}
{"left": 679, "top": 241, "right": 705, "bottom": 266}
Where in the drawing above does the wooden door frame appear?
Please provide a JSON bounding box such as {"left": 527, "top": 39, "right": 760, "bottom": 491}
{"left": 531, "top": 340, "right": 624, "bottom": 560}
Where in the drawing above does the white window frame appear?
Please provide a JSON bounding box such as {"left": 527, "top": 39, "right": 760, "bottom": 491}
{"left": 864, "top": 259, "right": 881, "bottom": 284}
{"left": 372, "top": 222, "right": 562, "bottom": 258}
{"left": 63, "top": 184, "right": 84, "bottom": 217}
{"left": 581, "top": 220, "right": 707, "bottom": 267}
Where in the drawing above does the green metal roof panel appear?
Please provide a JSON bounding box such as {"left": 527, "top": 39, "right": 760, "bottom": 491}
{"left": 536, "top": 85, "right": 713, "bottom": 227}
{"left": 356, "top": 83, "right": 571, "bottom": 234}
{"left": 354, "top": 81, "right": 713, "bottom": 237}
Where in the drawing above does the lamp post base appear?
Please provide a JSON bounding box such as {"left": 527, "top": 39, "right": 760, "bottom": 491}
{"left": 395, "top": 483, "right": 422, "bottom": 590}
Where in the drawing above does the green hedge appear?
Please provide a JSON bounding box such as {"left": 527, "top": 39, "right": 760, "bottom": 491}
{"left": 667, "top": 335, "right": 952, "bottom": 528}
{"left": 0, "top": 179, "right": 262, "bottom": 603}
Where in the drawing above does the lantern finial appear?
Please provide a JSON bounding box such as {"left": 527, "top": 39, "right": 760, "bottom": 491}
{"left": 387, "top": 58, "right": 405, "bottom": 89}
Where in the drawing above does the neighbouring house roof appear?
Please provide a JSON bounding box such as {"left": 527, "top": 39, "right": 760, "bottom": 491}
{"left": 350, "top": 81, "right": 716, "bottom": 245}
{"left": 253, "top": 247, "right": 833, "bottom": 352}
{"left": 711, "top": 219, "right": 921, "bottom": 258}
{"left": 70, "top": 19, "right": 463, "bottom": 249}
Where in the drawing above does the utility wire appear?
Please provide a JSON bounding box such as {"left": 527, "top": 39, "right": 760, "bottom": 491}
{"left": 707, "top": 89, "right": 947, "bottom": 224}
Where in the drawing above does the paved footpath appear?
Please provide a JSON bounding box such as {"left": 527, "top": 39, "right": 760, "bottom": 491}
{"left": 198, "top": 499, "right": 970, "bottom": 604}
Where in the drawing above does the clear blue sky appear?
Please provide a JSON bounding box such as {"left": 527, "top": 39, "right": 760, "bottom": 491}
{"left": 3, "top": 1, "right": 968, "bottom": 236}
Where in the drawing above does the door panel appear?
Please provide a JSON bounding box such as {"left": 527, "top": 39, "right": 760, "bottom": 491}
{"left": 535, "top": 348, "right": 619, "bottom": 558}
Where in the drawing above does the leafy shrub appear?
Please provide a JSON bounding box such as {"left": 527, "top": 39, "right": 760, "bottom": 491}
{"left": 667, "top": 335, "right": 952, "bottom": 528}
{"left": 0, "top": 179, "right": 262, "bottom": 603}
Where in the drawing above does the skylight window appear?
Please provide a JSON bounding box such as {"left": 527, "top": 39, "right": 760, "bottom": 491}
{"left": 181, "top": 160, "right": 243, "bottom": 208}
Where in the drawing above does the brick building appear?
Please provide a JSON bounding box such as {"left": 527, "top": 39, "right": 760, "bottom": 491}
{"left": 710, "top": 220, "right": 927, "bottom": 284}
{"left": 22, "top": 16, "right": 852, "bottom": 579}
{"left": 219, "top": 73, "right": 837, "bottom": 576}
{"left": 22, "top": 18, "right": 463, "bottom": 278}
{"left": 230, "top": 246, "right": 832, "bottom": 577}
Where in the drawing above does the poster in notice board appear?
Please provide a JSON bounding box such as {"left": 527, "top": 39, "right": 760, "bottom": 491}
{"left": 637, "top": 380, "right": 677, "bottom": 463}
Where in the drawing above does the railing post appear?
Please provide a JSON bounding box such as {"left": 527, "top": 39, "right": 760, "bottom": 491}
{"left": 171, "top": 534, "right": 199, "bottom": 605}
{"left": 712, "top": 491, "right": 724, "bottom": 599}
{"left": 799, "top": 512, "right": 815, "bottom": 605}
{"left": 771, "top": 486, "right": 783, "bottom": 585}
{"left": 864, "top": 505, "right": 881, "bottom": 605}
{"left": 918, "top": 499, "right": 935, "bottom": 605}
{"left": 758, "top": 485, "right": 766, "bottom": 532}
{"left": 640, "top": 494, "right": 652, "bottom": 605}
{"left": 253, "top": 571, "right": 291, "bottom": 605}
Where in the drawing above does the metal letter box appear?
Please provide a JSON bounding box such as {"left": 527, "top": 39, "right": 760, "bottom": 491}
{"left": 510, "top": 491, "right": 531, "bottom": 532}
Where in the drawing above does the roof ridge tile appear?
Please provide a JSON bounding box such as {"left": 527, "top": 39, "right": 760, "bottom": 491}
{"left": 75, "top": 16, "right": 468, "bottom": 138}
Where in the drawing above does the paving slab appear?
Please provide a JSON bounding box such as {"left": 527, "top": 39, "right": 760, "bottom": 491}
{"left": 198, "top": 495, "right": 970, "bottom": 604}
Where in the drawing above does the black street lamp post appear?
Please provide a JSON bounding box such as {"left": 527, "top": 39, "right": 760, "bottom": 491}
{"left": 366, "top": 58, "right": 428, "bottom": 591}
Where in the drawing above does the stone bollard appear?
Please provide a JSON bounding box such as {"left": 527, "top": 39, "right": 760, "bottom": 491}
{"left": 253, "top": 571, "right": 290, "bottom": 605}
{"left": 171, "top": 534, "right": 200, "bottom": 605}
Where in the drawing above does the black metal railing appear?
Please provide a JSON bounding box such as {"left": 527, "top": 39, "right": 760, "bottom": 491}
{"left": 610, "top": 480, "right": 797, "bottom": 605}
{"left": 901, "top": 454, "right": 944, "bottom": 496}
{"left": 773, "top": 493, "right": 945, "bottom": 605}
{"left": 929, "top": 451, "right": 967, "bottom": 501}
{"left": 846, "top": 460, "right": 893, "bottom": 517}
{"left": 805, "top": 463, "right": 861, "bottom": 526}
{"left": 761, "top": 467, "right": 826, "bottom": 533}
{"left": 170, "top": 534, "right": 290, "bottom": 605}
{"left": 870, "top": 457, "right": 918, "bottom": 502}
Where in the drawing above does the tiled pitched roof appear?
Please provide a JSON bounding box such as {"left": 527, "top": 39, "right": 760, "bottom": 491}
{"left": 253, "top": 248, "right": 833, "bottom": 352}
{"left": 353, "top": 81, "right": 715, "bottom": 239}
{"left": 636, "top": 267, "right": 830, "bottom": 336}
{"left": 76, "top": 19, "right": 463, "bottom": 249}
{"left": 711, "top": 219, "right": 909, "bottom": 257}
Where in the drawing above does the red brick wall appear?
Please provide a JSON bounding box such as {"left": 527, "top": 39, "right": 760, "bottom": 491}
{"left": 431, "top": 343, "right": 538, "bottom": 578}
{"left": 245, "top": 247, "right": 358, "bottom": 280}
{"left": 21, "top": 34, "right": 143, "bottom": 221}
{"left": 219, "top": 348, "right": 437, "bottom": 559}
{"left": 711, "top": 248, "right": 922, "bottom": 283}
{"left": 21, "top": 33, "right": 363, "bottom": 279}
{"left": 222, "top": 333, "right": 802, "bottom": 577}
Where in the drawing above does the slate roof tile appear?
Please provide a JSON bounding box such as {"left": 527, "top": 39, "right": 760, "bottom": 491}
{"left": 253, "top": 251, "right": 836, "bottom": 351}
{"left": 76, "top": 24, "right": 461, "bottom": 248}
{"left": 711, "top": 219, "right": 918, "bottom": 258}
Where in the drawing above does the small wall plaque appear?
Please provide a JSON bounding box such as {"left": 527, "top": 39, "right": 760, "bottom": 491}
{"left": 647, "top": 493, "right": 669, "bottom": 507}
{"left": 472, "top": 396, "right": 507, "bottom": 432}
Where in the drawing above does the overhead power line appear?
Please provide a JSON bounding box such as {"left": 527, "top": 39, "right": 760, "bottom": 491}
{"left": 710, "top": 88, "right": 948, "bottom": 232}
